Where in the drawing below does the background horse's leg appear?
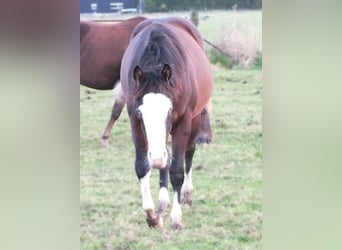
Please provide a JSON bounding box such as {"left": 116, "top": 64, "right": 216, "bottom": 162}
{"left": 101, "top": 99, "right": 125, "bottom": 148}
{"left": 196, "top": 99, "right": 213, "bottom": 144}
{"left": 158, "top": 168, "right": 170, "bottom": 215}
{"left": 101, "top": 83, "right": 125, "bottom": 148}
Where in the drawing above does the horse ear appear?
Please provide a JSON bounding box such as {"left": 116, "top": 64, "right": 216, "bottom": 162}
{"left": 134, "top": 66, "right": 143, "bottom": 83}
{"left": 161, "top": 64, "right": 172, "bottom": 81}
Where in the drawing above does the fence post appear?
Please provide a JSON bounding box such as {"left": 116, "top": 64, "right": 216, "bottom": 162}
{"left": 190, "top": 10, "right": 199, "bottom": 27}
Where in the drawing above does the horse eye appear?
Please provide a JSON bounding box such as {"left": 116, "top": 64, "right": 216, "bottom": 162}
{"left": 136, "top": 109, "right": 142, "bottom": 118}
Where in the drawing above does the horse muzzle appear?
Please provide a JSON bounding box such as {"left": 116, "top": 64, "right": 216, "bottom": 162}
{"left": 148, "top": 150, "right": 168, "bottom": 169}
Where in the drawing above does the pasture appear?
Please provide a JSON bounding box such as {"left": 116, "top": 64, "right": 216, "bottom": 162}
{"left": 81, "top": 10, "right": 262, "bottom": 249}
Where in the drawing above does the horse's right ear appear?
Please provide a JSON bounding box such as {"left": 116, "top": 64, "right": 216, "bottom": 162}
{"left": 134, "top": 66, "right": 143, "bottom": 84}
{"left": 161, "top": 64, "right": 172, "bottom": 82}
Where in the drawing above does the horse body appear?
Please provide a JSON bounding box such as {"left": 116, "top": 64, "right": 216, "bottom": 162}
{"left": 80, "top": 17, "right": 147, "bottom": 147}
{"left": 121, "top": 17, "right": 213, "bottom": 229}
{"left": 80, "top": 17, "right": 147, "bottom": 90}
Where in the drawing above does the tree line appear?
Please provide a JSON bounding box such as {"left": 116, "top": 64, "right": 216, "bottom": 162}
{"left": 140, "top": 0, "right": 262, "bottom": 12}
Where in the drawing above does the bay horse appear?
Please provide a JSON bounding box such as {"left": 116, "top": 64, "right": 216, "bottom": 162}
{"left": 80, "top": 17, "right": 146, "bottom": 147}
{"left": 120, "top": 17, "right": 213, "bottom": 229}
{"left": 80, "top": 17, "right": 213, "bottom": 148}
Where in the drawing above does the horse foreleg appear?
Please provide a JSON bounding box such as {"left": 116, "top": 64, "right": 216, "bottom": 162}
{"left": 131, "top": 113, "right": 163, "bottom": 228}
{"left": 101, "top": 83, "right": 125, "bottom": 148}
{"left": 139, "top": 170, "right": 163, "bottom": 228}
{"left": 170, "top": 190, "right": 183, "bottom": 229}
{"left": 169, "top": 115, "right": 193, "bottom": 229}
{"left": 158, "top": 168, "right": 170, "bottom": 215}
{"left": 169, "top": 156, "right": 185, "bottom": 229}
{"left": 183, "top": 144, "right": 195, "bottom": 206}
{"left": 183, "top": 112, "right": 202, "bottom": 206}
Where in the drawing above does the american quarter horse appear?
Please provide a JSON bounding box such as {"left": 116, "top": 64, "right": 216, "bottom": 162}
{"left": 80, "top": 17, "right": 146, "bottom": 147}
{"left": 120, "top": 17, "right": 213, "bottom": 229}
{"left": 81, "top": 17, "right": 213, "bottom": 148}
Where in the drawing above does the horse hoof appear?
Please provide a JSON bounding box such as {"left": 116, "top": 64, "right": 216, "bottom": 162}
{"left": 146, "top": 212, "right": 163, "bottom": 228}
{"left": 183, "top": 191, "right": 192, "bottom": 206}
{"left": 171, "top": 222, "right": 183, "bottom": 230}
{"left": 196, "top": 136, "right": 212, "bottom": 144}
{"left": 101, "top": 138, "right": 110, "bottom": 148}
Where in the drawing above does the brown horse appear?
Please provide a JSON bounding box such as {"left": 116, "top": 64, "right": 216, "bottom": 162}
{"left": 81, "top": 17, "right": 213, "bottom": 148}
{"left": 80, "top": 17, "right": 147, "bottom": 147}
{"left": 120, "top": 17, "right": 213, "bottom": 229}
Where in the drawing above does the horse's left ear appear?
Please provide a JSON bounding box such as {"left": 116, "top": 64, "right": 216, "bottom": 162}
{"left": 161, "top": 64, "right": 172, "bottom": 81}
{"left": 134, "top": 66, "right": 143, "bottom": 83}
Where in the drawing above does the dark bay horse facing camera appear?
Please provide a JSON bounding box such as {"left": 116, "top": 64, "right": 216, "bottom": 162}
{"left": 80, "top": 17, "right": 146, "bottom": 147}
{"left": 121, "top": 17, "right": 213, "bottom": 229}
{"left": 80, "top": 17, "right": 213, "bottom": 148}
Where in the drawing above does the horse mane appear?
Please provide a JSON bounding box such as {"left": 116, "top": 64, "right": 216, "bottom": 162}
{"left": 166, "top": 17, "right": 204, "bottom": 49}
{"left": 128, "top": 23, "right": 188, "bottom": 105}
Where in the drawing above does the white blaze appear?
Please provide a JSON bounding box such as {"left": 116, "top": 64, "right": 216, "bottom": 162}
{"left": 138, "top": 93, "right": 172, "bottom": 169}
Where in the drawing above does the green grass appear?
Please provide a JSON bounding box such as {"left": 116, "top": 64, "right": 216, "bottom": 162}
{"left": 210, "top": 51, "right": 232, "bottom": 69}
{"left": 81, "top": 10, "right": 262, "bottom": 249}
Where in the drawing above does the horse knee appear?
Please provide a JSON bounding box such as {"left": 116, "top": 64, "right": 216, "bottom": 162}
{"left": 170, "top": 171, "right": 184, "bottom": 188}
{"left": 135, "top": 160, "right": 150, "bottom": 179}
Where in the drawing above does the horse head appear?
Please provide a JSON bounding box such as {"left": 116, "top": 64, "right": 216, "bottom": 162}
{"left": 134, "top": 64, "right": 173, "bottom": 169}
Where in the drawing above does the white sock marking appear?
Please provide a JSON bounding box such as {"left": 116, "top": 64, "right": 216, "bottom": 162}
{"left": 184, "top": 168, "right": 193, "bottom": 193}
{"left": 140, "top": 170, "right": 154, "bottom": 211}
{"left": 170, "top": 192, "right": 182, "bottom": 225}
{"left": 158, "top": 187, "right": 170, "bottom": 204}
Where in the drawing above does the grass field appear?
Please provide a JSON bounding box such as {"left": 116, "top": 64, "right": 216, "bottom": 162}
{"left": 81, "top": 10, "right": 262, "bottom": 250}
